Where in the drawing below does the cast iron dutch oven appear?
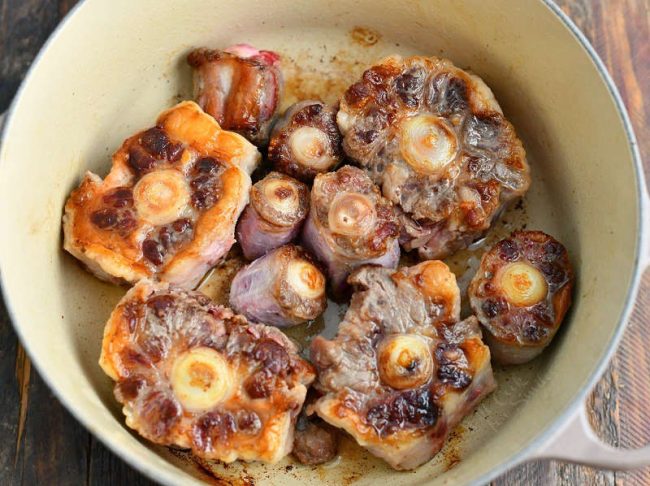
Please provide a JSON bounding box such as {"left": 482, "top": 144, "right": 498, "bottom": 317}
{"left": 0, "top": 0, "right": 649, "bottom": 484}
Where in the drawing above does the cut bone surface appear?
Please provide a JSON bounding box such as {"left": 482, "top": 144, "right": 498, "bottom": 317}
{"left": 99, "top": 279, "right": 315, "bottom": 464}
{"left": 337, "top": 55, "right": 530, "bottom": 260}
{"left": 310, "top": 261, "right": 495, "bottom": 470}
{"left": 468, "top": 230, "right": 574, "bottom": 364}
{"left": 268, "top": 100, "right": 342, "bottom": 181}
{"left": 230, "top": 245, "right": 327, "bottom": 327}
{"left": 236, "top": 172, "right": 309, "bottom": 261}
{"left": 301, "top": 165, "right": 401, "bottom": 297}
{"left": 62, "top": 101, "right": 259, "bottom": 289}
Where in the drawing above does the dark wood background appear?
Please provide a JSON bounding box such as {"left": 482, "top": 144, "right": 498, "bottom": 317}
{"left": 0, "top": 0, "right": 648, "bottom": 484}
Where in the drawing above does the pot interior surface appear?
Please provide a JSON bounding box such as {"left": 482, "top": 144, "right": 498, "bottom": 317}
{"left": 0, "top": 0, "right": 641, "bottom": 484}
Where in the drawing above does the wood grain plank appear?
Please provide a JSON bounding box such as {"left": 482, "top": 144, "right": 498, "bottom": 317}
{"left": 594, "top": 0, "right": 650, "bottom": 172}
{"left": 0, "top": 0, "right": 61, "bottom": 484}
{"left": 0, "top": 298, "right": 22, "bottom": 485}
{"left": 612, "top": 271, "right": 650, "bottom": 486}
{"left": 13, "top": 345, "right": 31, "bottom": 467}
{"left": 0, "top": 1, "right": 97, "bottom": 485}
{"left": 0, "top": 0, "right": 61, "bottom": 111}
{"left": 17, "top": 372, "right": 91, "bottom": 486}
{"left": 87, "top": 439, "right": 155, "bottom": 486}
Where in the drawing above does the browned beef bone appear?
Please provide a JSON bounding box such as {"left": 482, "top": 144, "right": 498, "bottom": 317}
{"left": 62, "top": 102, "right": 257, "bottom": 288}
{"left": 230, "top": 245, "right": 327, "bottom": 327}
{"left": 310, "top": 261, "right": 495, "bottom": 470}
{"left": 188, "top": 44, "right": 282, "bottom": 146}
{"left": 99, "top": 279, "right": 315, "bottom": 464}
{"left": 468, "top": 230, "right": 574, "bottom": 364}
{"left": 236, "top": 172, "right": 309, "bottom": 261}
{"left": 268, "top": 100, "right": 342, "bottom": 181}
{"left": 301, "top": 165, "right": 401, "bottom": 297}
{"left": 337, "top": 55, "right": 530, "bottom": 260}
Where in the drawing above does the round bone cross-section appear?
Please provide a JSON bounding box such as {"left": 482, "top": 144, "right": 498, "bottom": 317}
{"left": 236, "top": 172, "right": 309, "bottom": 261}
{"left": 99, "top": 279, "right": 315, "bottom": 464}
{"left": 63, "top": 101, "right": 260, "bottom": 288}
{"left": 468, "top": 230, "right": 574, "bottom": 364}
{"left": 230, "top": 245, "right": 327, "bottom": 327}
{"left": 310, "top": 261, "right": 496, "bottom": 470}
{"left": 268, "top": 100, "right": 342, "bottom": 181}
{"left": 337, "top": 55, "right": 530, "bottom": 260}
{"left": 301, "top": 165, "right": 401, "bottom": 297}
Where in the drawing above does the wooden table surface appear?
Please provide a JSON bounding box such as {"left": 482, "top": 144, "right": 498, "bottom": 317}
{"left": 0, "top": 0, "right": 648, "bottom": 484}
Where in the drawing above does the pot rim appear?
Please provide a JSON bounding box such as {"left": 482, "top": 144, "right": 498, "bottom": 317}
{"left": 474, "top": 0, "right": 647, "bottom": 483}
{"left": 0, "top": 0, "right": 645, "bottom": 484}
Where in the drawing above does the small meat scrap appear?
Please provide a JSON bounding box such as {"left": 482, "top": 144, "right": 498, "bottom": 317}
{"left": 292, "top": 418, "right": 339, "bottom": 465}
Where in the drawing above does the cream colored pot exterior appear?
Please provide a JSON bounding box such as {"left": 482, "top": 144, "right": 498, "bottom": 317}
{"left": 0, "top": 0, "right": 648, "bottom": 484}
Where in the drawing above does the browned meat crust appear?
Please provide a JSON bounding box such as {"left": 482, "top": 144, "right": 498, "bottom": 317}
{"left": 468, "top": 230, "right": 574, "bottom": 364}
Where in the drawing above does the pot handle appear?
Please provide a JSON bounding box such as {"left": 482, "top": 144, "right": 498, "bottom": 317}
{"left": 534, "top": 170, "right": 650, "bottom": 469}
{"left": 532, "top": 404, "right": 650, "bottom": 469}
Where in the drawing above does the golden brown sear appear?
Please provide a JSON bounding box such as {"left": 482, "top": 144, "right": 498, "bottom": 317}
{"left": 468, "top": 230, "right": 574, "bottom": 364}
{"left": 99, "top": 279, "right": 315, "bottom": 464}
{"left": 63, "top": 101, "right": 260, "bottom": 288}
{"left": 310, "top": 261, "right": 496, "bottom": 470}
{"left": 337, "top": 55, "right": 530, "bottom": 260}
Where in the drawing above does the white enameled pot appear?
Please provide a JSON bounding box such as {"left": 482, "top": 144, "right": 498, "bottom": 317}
{"left": 0, "top": 1, "right": 649, "bottom": 484}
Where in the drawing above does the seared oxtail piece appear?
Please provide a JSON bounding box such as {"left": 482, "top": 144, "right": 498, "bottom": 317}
{"left": 230, "top": 245, "right": 327, "bottom": 327}
{"left": 310, "top": 261, "right": 496, "bottom": 470}
{"left": 338, "top": 55, "right": 530, "bottom": 260}
{"left": 468, "top": 230, "right": 574, "bottom": 364}
{"left": 99, "top": 279, "right": 315, "bottom": 464}
{"left": 63, "top": 101, "right": 259, "bottom": 288}
{"left": 268, "top": 100, "right": 342, "bottom": 182}
{"left": 236, "top": 172, "right": 309, "bottom": 261}
{"left": 301, "top": 165, "right": 401, "bottom": 297}
{"left": 188, "top": 44, "right": 282, "bottom": 146}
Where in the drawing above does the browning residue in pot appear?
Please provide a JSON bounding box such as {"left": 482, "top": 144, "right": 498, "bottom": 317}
{"left": 198, "top": 246, "right": 247, "bottom": 306}
{"left": 349, "top": 26, "right": 381, "bottom": 47}
{"left": 281, "top": 52, "right": 367, "bottom": 108}
{"left": 443, "top": 425, "right": 466, "bottom": 471}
